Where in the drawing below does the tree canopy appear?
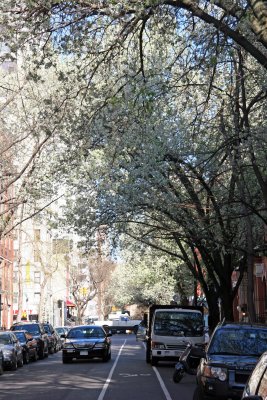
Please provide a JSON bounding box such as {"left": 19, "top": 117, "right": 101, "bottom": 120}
{"left": 0, "top": 0, "right": 267, "bottom": 328}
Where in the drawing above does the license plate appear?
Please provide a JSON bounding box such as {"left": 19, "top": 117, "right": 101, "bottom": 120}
{"left": 80, "top": 351, "right": 88, "bottom": 355}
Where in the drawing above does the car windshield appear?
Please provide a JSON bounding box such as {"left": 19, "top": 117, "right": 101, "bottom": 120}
{"left": 67, "top": 327, "right": 105, "bottom": 339}
{"left": 13, "top": 324, "right": 40, "bottom": 335}
{"left": 14, "top": 332, "right": 25, "bottom": 342}
{"left": 153, "top": 311, "right": 204, "bottom": 337}
{"left": 55, "top": 328, "right": 65, "bottom": 335}
{"left": 208, "top": 328, "right": 267, "bottom": 356}
{"left": 0, "top": 334, "right": 12, "bottom": 345}
{"left": 44, "top": 325, "right": 52, "bottom": 333}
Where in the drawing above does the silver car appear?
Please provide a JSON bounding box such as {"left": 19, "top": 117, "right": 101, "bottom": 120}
{"left": 0, "top": 331, "right": 24, "bottom": 370}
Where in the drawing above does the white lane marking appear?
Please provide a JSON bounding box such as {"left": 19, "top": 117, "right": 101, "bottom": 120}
{"left": 153, "top": 366, "right": 173, "bottom": 400}
{"left": 97, "top": 340, "right": 126, "bottom": 400}
{"left": 142, "top": 342, "right": 173, "bottom": 400}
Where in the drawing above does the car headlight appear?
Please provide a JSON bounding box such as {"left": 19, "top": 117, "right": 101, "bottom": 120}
{"left": 203, "top": 366, "right": 227, "bottom": 381}
{"left": 2, "top": 349, "right": 13, "bottom": 356}
{"left": 63, "top": 343, "right": 74, "bottom": 349}
{"left": 152, "top": 342, "right": 165, "bottom": 349}
{"left": 94, "top": 343, "right": 106, "bottom": 348}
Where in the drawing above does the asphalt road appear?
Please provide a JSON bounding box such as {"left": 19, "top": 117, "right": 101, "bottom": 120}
{"left": 0, "top": 334, "right": 196, "bottom": 400}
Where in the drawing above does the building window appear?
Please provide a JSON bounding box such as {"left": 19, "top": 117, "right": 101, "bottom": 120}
{"left": 34, "top": 271, "right": 41, "bottom": 284}
{"left": 34, "top": 292, "right": 40, "bottom": 303}
{"left": 52, "top": 238, "right": 70, "bottom": 254}
{"left": 34, "top": 249, "right": 41, "bottom": 263}
{"left": 13, "top": 292, "right": 18, "bottom": 304}
{"left": 13, "top": 270, "right": 18, "bottom": 282}
{"left": 34, "top": 229, "right": 41, "bottom": 242}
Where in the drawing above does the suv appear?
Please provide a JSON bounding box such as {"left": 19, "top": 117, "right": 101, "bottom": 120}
{"left": 10, "top": 322, "right": 49, "bottom": 360}
{"left": 194, "top": 321, "right": 267, "bottom": 400}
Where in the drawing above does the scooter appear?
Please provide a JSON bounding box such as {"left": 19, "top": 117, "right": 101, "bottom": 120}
{"left": 173, "top": 341, "right": 206, "bottom": 383}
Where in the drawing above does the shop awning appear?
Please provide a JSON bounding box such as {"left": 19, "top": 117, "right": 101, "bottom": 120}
{"left": 66, "top": 299, "right": 76, "bottom": 307}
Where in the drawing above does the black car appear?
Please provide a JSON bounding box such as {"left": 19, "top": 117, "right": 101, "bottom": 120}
{"left": 13, "top": 330, "right": 38, "bottom": 363}
{"left": 43, "top": 323, "right": 58, "bottom": 354}
{"left": 241, "top": 351, "right": 267, "bottom": 399}
{"left": 62, "top": 325, "right": 112, "bottom": 364}
{"left": 0, "top": 348, "right": 4, "bottom": 375}
{"left": 10, "top": 322, "right": 49, "bottom": 359}
{"left": 194, "top": 321, "right": 267, "bottom": 400}
{"left": 0, "top": 331, "right": 24, "bottom": 370}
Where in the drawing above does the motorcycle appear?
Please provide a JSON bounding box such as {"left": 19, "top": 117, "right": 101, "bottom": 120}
{"left": 173, "top": 341, "right": 206, "bottom": 383}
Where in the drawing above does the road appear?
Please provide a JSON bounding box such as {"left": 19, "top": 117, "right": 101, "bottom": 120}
{"left": 0, "top": 334, "right": 196, "bottom": 400}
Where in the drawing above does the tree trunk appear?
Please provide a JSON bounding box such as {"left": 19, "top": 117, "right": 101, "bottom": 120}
{"left": 220, "top": 287, "right": 234, "bottom": 321}
{"left": 245, "top": 214, "right": 256, "bottom": 322}
{"left": 16, "top": 205, "right": 25, "bottom": 322}
{"left": 247, "top": 251, "right": 256, "bottom": 322}
{"left": 205, "top": 286, "right": 220, "bottom": 331}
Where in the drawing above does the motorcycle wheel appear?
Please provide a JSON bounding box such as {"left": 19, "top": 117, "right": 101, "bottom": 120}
{"left": 173, "top": 369, "right": 184, "bottom": 383}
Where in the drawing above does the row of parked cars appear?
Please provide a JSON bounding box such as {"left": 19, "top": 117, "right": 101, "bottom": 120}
{"left": 191, "top": 320, "right": 267, "bottom": 400}
{"left": 0, "top": 322, "right": 69, "bottom": 373}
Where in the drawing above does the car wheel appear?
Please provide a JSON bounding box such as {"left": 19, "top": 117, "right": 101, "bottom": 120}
{"left": 32, "top": 350, "right": 38, "bottom": 362}
{"left": 18, "top": 355, "right": 24, "bottom": 368}
{"left": 0, "top": 363, "right": 3, "bottom": 375}
{"left": 44, "top": 342, "right": 49, "bottom": 357}
{"left": 11, "top": 357, "right": 18, "bottom": 371}
{"left": 62, "top": 356, "right": 72, "bottom": 364}
{"left": 102, "top": 351, "right": 111, "bottom": 362}
{"left": 151, "top": 356, "right": 158, "bottom": 366}
{"left": 49, "top": 345, "right": 54, "bottom": 354}
{"left": 24, "top": 351, "right": 30, "bottom": 364}
{"left": 38, "top": 346, "right": 45, "bottom": 360}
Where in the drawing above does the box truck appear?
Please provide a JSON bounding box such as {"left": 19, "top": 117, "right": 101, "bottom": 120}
{"left": 136, "top": 304, "right": 206, "bottom": 366}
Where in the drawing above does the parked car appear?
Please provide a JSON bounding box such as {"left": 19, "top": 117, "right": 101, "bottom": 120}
{"left": 10, "top": 322, "right": 49, "bottom": 359}
{"left": 0, "top": 348, "right": 4, "bottom": 375}
{"left": 55, "top": 326, "right": 69, "bottom": 336}
{"left": 13, "top": 330, "right": 38, "bottom": 363}
{"left": 43, "top": 323, "right": 58, "bottom": 354}
{"left": 54, "top": 330, "right": 63, "bottom": 351}
{"left": 193, "top": 321, "right": 267, "bottom": 400}
{"left": 0, "top": 331, "right": 24, "bottom": 370}
{"left": 62, "top": 325, "right": 112, "bottom": 363}
{"left": 55, "top": 327, "right": 69, "bottom": 348}
{"left": 241, "top": 351, "right": 267, "bottom": 399}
